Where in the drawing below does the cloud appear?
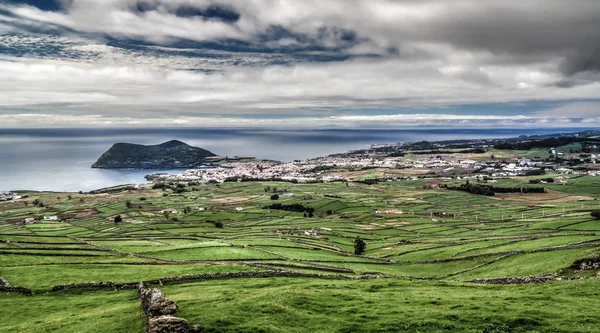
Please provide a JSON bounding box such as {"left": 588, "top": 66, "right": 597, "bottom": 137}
{"left": 1, "top": 112, "right": 598, "bottom": 129}
{"left": 0, "top": 1, "right": 599, "bottom": 128}
{"left": 534, "top": 102, "right": 600, "bottom": 118}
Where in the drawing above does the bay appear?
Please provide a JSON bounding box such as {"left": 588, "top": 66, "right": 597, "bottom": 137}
{"left": 0, "top": 127, "right": 595, "bottom": 192}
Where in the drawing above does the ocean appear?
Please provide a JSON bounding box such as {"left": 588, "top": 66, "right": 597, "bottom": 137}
{"left": 0, "top": 127, "right": 596, "bottom": 192}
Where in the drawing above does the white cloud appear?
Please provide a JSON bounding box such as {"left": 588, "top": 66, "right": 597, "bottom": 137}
{"left": 0, "top": 1, "right": 599, "bottom": 128}
{"left": 534, "top": 102, "right": 600, "bottom": 118}
{"left": 0, "top": 112, "right": 598, "bottom": 129}
{"left": 0, "top": 54, "right": 598, "bottom": 113}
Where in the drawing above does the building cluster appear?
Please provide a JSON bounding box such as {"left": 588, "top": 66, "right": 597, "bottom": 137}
{"left": 145, "top": 141, "right": 600, "bottom": 185}
{"left": 147, "top": 160, "right": 346, "bottom": 184}
{"left": 0, "top": 192, "right": 21, "bottom": 201}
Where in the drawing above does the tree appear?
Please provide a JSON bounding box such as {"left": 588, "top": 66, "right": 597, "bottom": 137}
{"left": 214, "top": 221, "right": 224, "bottom": 228}
{"left": 114, "top": 215, "right": 122, "bottom": 223}
{"left": 270, "top": 194, "right": 279, "bottom": 200}
{"left": 354, "top": 237, "right": 366, "bottom": 255}
{"left": 184, "top": 206, "right": 192, "bottom": 214}
{"left": 591, "top": 211, "right": 600, "bottom": 220}
{"left": 125, "top": 200, "right": 132, "bottom": 209}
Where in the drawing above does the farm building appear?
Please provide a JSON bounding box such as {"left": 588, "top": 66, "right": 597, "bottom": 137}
{"left": 160, "top": 209, "right": 178, "bottom": 214}
{"left": 43, "top": 216, "right": 58, "bottom": 221}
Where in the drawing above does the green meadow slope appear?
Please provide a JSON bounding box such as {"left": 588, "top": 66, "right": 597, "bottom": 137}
{"left": 1, "top": 176, "right": 600, "bottom": 332}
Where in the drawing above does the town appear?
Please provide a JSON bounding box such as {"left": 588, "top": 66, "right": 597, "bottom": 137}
{"left": 146, "top": 132, "right": 600, "bottom": 185}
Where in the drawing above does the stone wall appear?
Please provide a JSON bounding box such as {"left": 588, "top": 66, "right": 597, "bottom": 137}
{"left": 569, "top": 257, "right": 600, "bottom": 270}
{"left": 138, "top": 282, "right": 203, "bottom": 333}
{"left": 413, "top": 250, "right": 523, "bottom": 264}
{"left": 0, "top": 276, "right": 9, "bottom": 287}
{"left": 47, "top": 270, "right": 380, "bottom": 293}
{"left": 51, "top": 281, "right": 114, "bottom": 292}
{"left": 0, "top": 276, "right": 33, "bottom": 295}
{"left": 532, "top": 242, "right": 600, "bottom": 253}
{"left": 465, "top": 274, "right": 572, "bottom": 284}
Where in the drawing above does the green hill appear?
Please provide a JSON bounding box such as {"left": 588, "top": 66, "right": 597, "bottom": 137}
{"left": 91, "top": 140, "right": 217, "bottom": 169}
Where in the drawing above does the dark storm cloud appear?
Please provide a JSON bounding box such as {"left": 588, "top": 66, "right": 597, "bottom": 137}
{"left": 133, "top": 1, "right": 240, "bottom": 22}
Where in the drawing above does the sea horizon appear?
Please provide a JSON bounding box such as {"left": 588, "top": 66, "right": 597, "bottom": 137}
{"left": 1, "top": 127, "right": 598, "bottom": 192}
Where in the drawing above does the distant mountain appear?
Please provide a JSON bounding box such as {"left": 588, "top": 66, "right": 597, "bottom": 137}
{"left": 92, "top": 140, "right": 217, "bottom": 169}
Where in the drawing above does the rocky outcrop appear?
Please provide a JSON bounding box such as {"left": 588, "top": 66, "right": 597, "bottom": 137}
{"left": 138, "top": 283, "right": 203, "bottom": 333}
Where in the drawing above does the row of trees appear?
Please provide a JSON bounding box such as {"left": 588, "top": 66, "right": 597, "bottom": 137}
{"left": 447, "top": 182, "right": 546, "bottom": 196}
{"left": 263, "top": 203, "right": 315, "bottom": 214}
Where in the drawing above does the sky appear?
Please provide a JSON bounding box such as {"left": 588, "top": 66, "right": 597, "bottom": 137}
{"left": 0, "top": 0, "right": 599, "bottom": 129}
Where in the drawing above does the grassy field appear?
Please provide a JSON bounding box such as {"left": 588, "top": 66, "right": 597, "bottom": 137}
{"left": 1, "top": 177, "right": 600, "bottom": 332}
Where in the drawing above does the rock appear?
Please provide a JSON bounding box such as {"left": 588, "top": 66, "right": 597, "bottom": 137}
{"left": 148, "top": 316, "right": 189, "bottom": 333}
{"left": 139, "top": 288, "right": 178, "bottom": 317}
{"left": 189, "top": 325, "right": 206, "bottom": 333}
{"left": 579, "top": 261, "right": 600, "bottom": 270}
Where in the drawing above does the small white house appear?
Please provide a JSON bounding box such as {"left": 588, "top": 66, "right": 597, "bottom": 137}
{"left": 23, "top": 217, "right": 36, "bottom": 224}
{"left": 197, "top": 207, "right": 205, "bottom": 211}
{"left": 43, "top": 216, "right": 58, "bottom": 221}
{"left": 235, "top": 207, "right": 244, "bottom": 212}
{"left": 160, "top": 209, "right": 178, "bottom": 214}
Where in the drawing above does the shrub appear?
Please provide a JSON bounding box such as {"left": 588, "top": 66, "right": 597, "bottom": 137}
{"left": 354, "top": 237, "right": 366, "bottom": 255}
{"left": 591, "top": 211, "right": 600, "bottom": 220}
{"left": 114, "top": 215, "right": 122, "bottom": 223}
{"left": 270, "top": 194, "right": 279, "bottom": 200}
{"left": 214, "top": 221, "right": 224, "bottom": 228}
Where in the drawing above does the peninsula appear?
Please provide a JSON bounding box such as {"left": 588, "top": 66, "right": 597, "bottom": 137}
{"left": 92, "top": 140, "right": 217, "bottom": 169}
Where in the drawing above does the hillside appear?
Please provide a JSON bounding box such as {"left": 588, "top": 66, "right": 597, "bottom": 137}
{"left": 91, "top": 140, "right": 217, "bottom": 169}
{"left": 1, "top": 176, "right": 600, "bottom": 332}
